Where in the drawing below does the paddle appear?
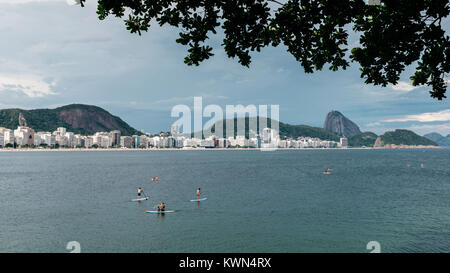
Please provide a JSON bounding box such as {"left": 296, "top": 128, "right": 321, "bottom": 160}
{"left": 142, "top": 190, "right": 149, "bottom": 199}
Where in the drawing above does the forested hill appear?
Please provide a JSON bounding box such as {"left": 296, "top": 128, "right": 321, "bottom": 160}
{"left": 201, "top": 116, "right": 340, "bottom": 141}
{"left": 0, "top": 104, "right": 141, "bottom": 136}
{"left": 374, "top": 129, "right": 437, "bottom": 147}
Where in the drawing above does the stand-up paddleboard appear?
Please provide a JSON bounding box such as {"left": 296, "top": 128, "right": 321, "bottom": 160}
{"left": 145, "top": 210, "right": 175, "bottom": 214}
{"left": 190, "top": 198, "right": 207, "bottom": 202}
{"left": 132, "top": 197, "right": 149, "bottom": 202}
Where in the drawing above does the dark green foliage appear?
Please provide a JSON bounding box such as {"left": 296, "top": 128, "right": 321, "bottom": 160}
{"left": 80, "top": 0, "right": 450, "bottom": 99}
{"left": 348, "top": 131, "right": 378, "bottom": 147}
{"left": 380, "top": 129, "right": 437, "bottom": 145}
{"left": 0, "top": 108, "right": 71, "bottom": 132}
{"left": 279, "top": 123, "right": 339, "bottom": 141}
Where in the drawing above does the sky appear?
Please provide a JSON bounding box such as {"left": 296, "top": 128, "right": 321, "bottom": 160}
{"left": 0, "top": 0, "right": 449, "bottom": 136}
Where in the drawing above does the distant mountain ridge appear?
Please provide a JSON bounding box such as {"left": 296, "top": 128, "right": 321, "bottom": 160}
{"left": 323, "top": 110, "right": 361, "bottom": 137}
{"left": 423, "top": 132, "right": 450, "bottom": 146}
{"left": 0, "top": 104, "right": 141, "bottom": 136}
{"left": 374, "top": 129, "right": 437, "bottom": 147}
{"left": 202, "top": 115, "right": 434, "bottom": 147}
{"left": 201, "top": 116, "right": 339, "bottom": 141}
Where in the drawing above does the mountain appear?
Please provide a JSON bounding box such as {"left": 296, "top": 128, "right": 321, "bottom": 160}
{"left": 201, "top": 116, "right": 340, "bottom": 141}
{"left": 323, "top": 111, "right": 361, "bottom": 137}
{"left": 279, "top": 123, "right": 340, "bottom": 141}
{"left": 0, "top": 104, "right": 141, "bottom": 136}
{"left": 348, "top": 132, "right": 378, "bottom": 147}
{"left": 423, "top": 132, "right": 450, "bottom": 146}
{"left": 374, "top": 129, "right": 437, "bottom": 147}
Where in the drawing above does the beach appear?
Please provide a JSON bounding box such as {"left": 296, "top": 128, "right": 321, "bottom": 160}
{"left": 0, "top": 145, "right": 441, "bottom": 152}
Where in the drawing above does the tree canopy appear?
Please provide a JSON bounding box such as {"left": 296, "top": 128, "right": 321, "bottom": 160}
{"left": 79, "top": 0, "right": 450, "bottom": 100}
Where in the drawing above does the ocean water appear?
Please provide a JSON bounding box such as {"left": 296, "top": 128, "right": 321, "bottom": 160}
{"left": 0, "top": 149, "right": 449, "bottom": 253}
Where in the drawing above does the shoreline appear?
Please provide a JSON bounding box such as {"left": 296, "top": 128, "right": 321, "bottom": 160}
{"left": 0, "top": 146, "right": 442, "bottom": 152}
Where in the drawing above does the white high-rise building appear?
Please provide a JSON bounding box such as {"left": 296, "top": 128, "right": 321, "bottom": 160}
{"left": 261, "top": 128, "right": 279, "bottom": 148}
{"left": 73, "top": 134, "right": 83, "bottom": 147}
{"left": 200, "top": 138, "right": 215, "bottom": 148}
{"left": 55, "top": 134, "right": 68, "bottom": 146}
{"left": 0, "top": 128, "right": 14, "bottom": 146}
{"left": 100, "top": 136, "right": 110, "bottom": 148}
{"left": 109, "top": 130, "right": 121, "bottom": 147}
{"left": 340, "top": 137, "right": 348, "bottom": 148}
{"left": 57, "top": 127, "right": 66, "bottom": 136}
{"left": 14, "top": 126, "right": 35, "bottom": 146}
{"left": 35, "top": 132, "right": 55, "bottom": 146}
{"left": 140, "top": 135, "right": 148, "bottom": 148}
{"left": 171, "top": 124, "right": 180, "bottom": 137}
{"left": 5, "top": 130, "right": 14, "bottom": 146}
{"left": 44, "top": 133, "right": 56, "bottom": 146}
{"left": 92, "top": 132, "right": 109, "bottom": 147}
{"left": 236, "top": 135, "right": 247, "bottom": 147}
{"left": 65, "top": 132, "right": 74, "bottom": 147}
{"left": 84, "top": 136, "right": 93, "bottom": 148}
{"left": 120, "top": 136, "right": 133, "bottom": 148}
{"left": 227, "top": 136, "right": 237, "bottom": 147}
{"left": 33, "top": 134, "right": 42, "bottom": 146}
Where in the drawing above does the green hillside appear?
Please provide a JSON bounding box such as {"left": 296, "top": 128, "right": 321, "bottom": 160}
{"left": 200, "top": 116, "right": 339, "bottom": 141}
{"left": 348, "top": 132, "right": 378, "bottom": 147}
{"left": 0, "top": 104, "right": 141, "bottom": 136}
{"left": 378, "top": 129, "right": 437, "bottom": 146}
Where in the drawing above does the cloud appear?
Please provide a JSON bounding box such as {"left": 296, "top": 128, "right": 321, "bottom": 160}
{"left": 97, "top": 95, "right": 229, "bottom": 112}
{"left": 61, "top": 36, "right": 112, "bottom": 45}
{"left": 365, "top": 121, "right": 381, "bottom": 127}
{"left": 0, "top": 0, "right": 64, "bottom": 4}
{"left": 151, "top": 94, "right": 229, "bottom": 110}
{"left": 0, "top": 74, "right": 58, "bottom": 98}
{"left": 389, "top": 81, "right": 418, "bottom": 92}
{"left": 361, "top": 121, "right": 450, "bottom": 136}
{"left": 382, "top": 109, "right": 450, "bottom": 123}
{"left": 405, "top": 123, "right": 450, "bottom": 136}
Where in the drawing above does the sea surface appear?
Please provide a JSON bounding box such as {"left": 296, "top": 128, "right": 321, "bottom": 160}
{"left": 0, "top": 149, "right": 449, "bottom": 253}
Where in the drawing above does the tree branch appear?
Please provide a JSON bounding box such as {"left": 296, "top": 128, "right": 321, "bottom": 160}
{"left": 268, "top": 0, "right": 284, "bottom": 6}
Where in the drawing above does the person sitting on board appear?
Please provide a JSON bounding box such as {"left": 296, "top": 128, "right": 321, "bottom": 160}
{"left": 196, "top": 188, "right": 201, "bottom": 199}
{"left": 137, "top": 188, "right": 143, "bottom": 199}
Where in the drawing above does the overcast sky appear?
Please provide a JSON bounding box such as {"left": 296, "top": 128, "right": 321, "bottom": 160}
{"left": 0, "top": 0, "right": 449, "bottom": 136}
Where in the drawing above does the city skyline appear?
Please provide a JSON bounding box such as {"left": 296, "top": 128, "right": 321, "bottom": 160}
{"left": 0, "top": 123, "right": 346, "bottom": 149}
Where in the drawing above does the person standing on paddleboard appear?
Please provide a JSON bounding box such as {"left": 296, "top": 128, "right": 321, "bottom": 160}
{"left": 137, "top": 188, "right": 143, "bottom": 199}
{"left": 196, "top": 188, "right": 201, "bottom": 199}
